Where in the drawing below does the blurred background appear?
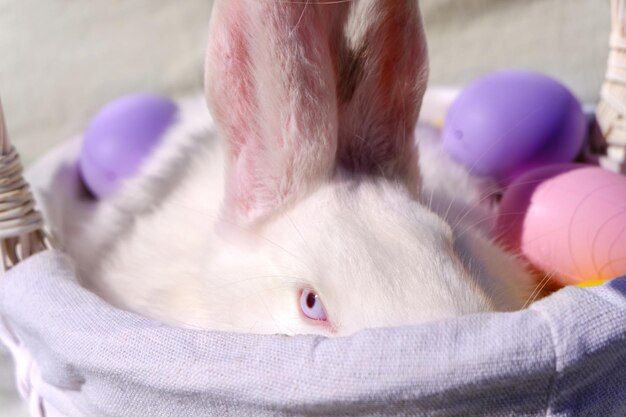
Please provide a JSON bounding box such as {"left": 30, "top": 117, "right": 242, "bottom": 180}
{"left": 0, "top": 0, "right": 611, "bottom": 167}
{"left": 0, "top": 0, "right": 612, "bottom": 414}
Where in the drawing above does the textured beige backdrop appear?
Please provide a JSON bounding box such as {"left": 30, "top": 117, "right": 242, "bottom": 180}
{"left": 0, "top": 1, "right": 613, "bottom": 415}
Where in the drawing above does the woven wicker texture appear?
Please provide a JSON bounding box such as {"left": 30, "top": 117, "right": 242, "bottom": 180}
{"left": 597, "top": 0, "right": 626, "bottom": 173}
{"left": 0, "top": 100, "right": 50, "bottom": 271}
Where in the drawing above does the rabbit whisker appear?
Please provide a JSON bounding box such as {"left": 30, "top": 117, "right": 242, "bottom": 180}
{"left": 522, "top": 270, "right": 555, "bottom": 309}
{"left": 452, "top": 213, "right": 502, "bottom": 241}
{"left": 205, "top": 274, "right": 306, "bottom": 293}
{"left": 449, "top": 172, "right": 557, "bottom": 233}
{"left": 439, "top": 106, "right": 543, "bottom": 231}
{"left": 278, "top": 0, "right": 354, "bottom": 4}
{"left": 168, "top": 199, "right": 316, "bottom": 274}
{"left": 598, "top": 255, "right": 626, "bottom": 279}
{"left": 287, "top": 213, "right": 314, "bottom": 255}
{"left": 289, "top": 0, "right": 310, "bottom": 36}
{"left": 567, "top": 183, "right": 625, "bottom": 280}
{"left": 607, "top": 224, "right": 626, "bottom": 275}
{"left": 457, "top": 107, "right": 544, "bottom": 181}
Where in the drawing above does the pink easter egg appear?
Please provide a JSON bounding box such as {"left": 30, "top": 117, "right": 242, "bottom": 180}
{"left": 497, "top": 164, "right": 626, "bottom": 285}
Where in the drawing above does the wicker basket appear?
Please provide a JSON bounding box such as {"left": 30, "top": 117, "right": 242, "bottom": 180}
{"left": 0, "top": 3, "right": 625, "bottom": 417}
{"left": 0, "top": 99, "right": 52, "bottom": 272}
{"left": 595, "top": 0, "right": 626, "bottom": 173}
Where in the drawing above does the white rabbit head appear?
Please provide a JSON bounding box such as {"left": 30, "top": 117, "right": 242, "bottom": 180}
{"left": 195, "top": 0, "right": 534, "bottom": 336}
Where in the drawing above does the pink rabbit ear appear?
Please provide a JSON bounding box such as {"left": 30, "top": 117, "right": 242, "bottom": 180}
{"left": 336, "top": 0, "right": 428, "bottom": 194}
{"left": 205, "top": 0, "right": 343, "bottom": 225}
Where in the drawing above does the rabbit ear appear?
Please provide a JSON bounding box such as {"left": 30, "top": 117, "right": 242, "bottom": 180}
{"left": 205, "top": 0, "right": 345, "bottom": 225}
{"left": 336, "top": 0, "right": 428, "bottom": 194}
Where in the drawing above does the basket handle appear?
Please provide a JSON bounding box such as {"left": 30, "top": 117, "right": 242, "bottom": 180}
{"left": 596, "top": 0, "right": 626, "bottom": 173}
{"left": 0, "top": 97, "right": 53, "bottom": 271}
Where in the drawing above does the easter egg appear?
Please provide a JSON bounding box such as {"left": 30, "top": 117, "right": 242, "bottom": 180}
{"left": 497, "top": 164, "right": 626, "bottom": 285}
{"left": 443, "top": 70, "right": 586, "bottom": 184}
{"left": 79, "top": 94, "right": 177, "bottom": 198}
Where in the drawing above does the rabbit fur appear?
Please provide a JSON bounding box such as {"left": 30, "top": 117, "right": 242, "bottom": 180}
{"left": 58, "top": 0, "right": 535, "bottom": 336}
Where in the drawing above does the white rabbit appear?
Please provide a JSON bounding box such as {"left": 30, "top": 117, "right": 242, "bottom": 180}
{"left": 56, "top": 0, "right": 535, "bottom": 336}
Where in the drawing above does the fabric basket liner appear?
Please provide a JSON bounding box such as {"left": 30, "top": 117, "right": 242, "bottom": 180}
{"left": 1, "top": 250, "right": 625, "bottom": 416}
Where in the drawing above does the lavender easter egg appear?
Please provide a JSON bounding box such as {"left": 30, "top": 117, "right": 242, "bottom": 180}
{"left": 80, "top": 94, "right": 177, "bottom": 198}
{"left": 443, "top": 71, "right": 586, "bottom": 184}
{"left": 497, "top": 164, "right": 626, "bottom": 285}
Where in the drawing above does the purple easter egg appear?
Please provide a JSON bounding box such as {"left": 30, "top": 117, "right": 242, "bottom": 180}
{"left": 80, "top": 94, "right": 177, "bottom": 198}
{"left": 442, "top": 70, "right": 586, "bottom": 184}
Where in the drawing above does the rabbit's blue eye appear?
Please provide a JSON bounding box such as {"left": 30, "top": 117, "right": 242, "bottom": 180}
{"left": 300, "top": 289, "right": 327, "bottom": 321}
